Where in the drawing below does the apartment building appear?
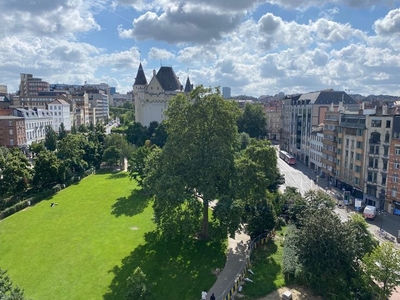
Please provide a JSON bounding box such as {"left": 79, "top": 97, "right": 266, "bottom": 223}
{"left": 12, "top": 108, "right": 52, "bottom": 146}
{"left": 309, "top": 126, "right": 323, "bottom": 174}
{"left": 0, "top": 116, "right": 26, "bottom": 148}
{"left": 285, "top": 90, "right": 358, "bottom": 166}
{"left": 336, "top": 111, "right": 366, "bottom": 203}
{"left": 386, "top": 115, "right": 400, "bottom": 215}
{"left": 19, "top": 73, "right": 49, "bottom": 96}
{"left": 48, "top": 99, "right": 72, "bottom": 132}
{"left": 265, "top": 102, "right": 282, "bottom": 141}
{"left": 321, "top": 105, "right": 340, "bottom": 186}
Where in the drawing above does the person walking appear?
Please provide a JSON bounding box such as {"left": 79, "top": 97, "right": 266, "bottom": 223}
{"left": 201, "top": 290, "right": 207, "bottom": 300}
{"left": 210, "top": 292, "right": 216, "bottom": 300}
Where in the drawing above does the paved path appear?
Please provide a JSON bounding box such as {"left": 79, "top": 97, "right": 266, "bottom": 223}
{"left": 206, "top": 230, "right": 250, "bottom": 300}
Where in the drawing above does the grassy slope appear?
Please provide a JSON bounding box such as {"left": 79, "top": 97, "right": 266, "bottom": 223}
{"left": 0, "top": 172, "right": 226, "bottom": 300}
{"left": 242, "top": 227, "right": 288, "bottom": 299}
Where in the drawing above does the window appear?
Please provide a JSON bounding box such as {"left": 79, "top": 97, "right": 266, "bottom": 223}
{"left": 338, "top": 138, "right": 342, "bottom": 144}
{"left": 371, "top": 119, "right": 382, "bottom": 127}
{"left": 383, "top": 160, "right": 388, "bottom": 171}
{"left": 382, "top": 176, "right": 387, "bottom": 185}
{"left": 357, "top": 129, "right": 363, "bottom": 136}
{"left": 8, "top": 129, "right": 13, "bottom": 135}
{"left": 356, "top": 153, "right": 361, "bottom": 161}
{"left": 355, "top": 177, "right": 360, "bottom": 185}
{"left": 9, "top": 139, "right": 14, "bottom": 145}
{"left": 351, "top": 151, "right": 354, "bottom": 159}
{"left": 356, "top": 141, "right": 362, "bottom": 148}
{"left": 394, "top": 174, "right": 399, "bottom": 183}
{"left": 346, "top": 139, "right": 349, "bottom": 146}
{"left": 386, "top": 120, "right": 391, "bottom": 128}
{"left": 395, "top": 147, "right": 400, "bottom": 155}
{"left": 350, "top": 163, "right": 353, "bottom": 170}
{"left": 345, "top": 150, "right": 349, "bottom": 157}
{"left": 369, "top": 145, "right": 379, "bottom": 154}
{"left": 394, "top": 162, "right": 400, "bottom": 169}
{"left": 8, "top": 121, "right": 12, "bottom": 126}
{"left": 391, "top": 188, "right": 397, "bottom": 197}
{"left": 338, "top": 149, "right": 341, "bottom": 155}
{"left": 355, "top": 166, "right": 361, "bottom": 172}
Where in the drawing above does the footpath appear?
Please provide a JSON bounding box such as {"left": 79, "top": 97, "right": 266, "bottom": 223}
{"left": 205, "top": 200, "right": 251, "bottom": 300}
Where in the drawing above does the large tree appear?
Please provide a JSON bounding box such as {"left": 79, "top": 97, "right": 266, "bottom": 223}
{"left": 126, "top": 122, "right": 148, "bottom": 146}
{"left": 237, "top": 103, "right": 267, "bottom": 138}
{"left": 44, "top": 125, "right": 57, "bottom": 151}
{"left": 0, "top": 148, "right": 32, "bottom": 196}
{"left": 58, "top": 123, "right": 68, "bottom": 140}
{"left": 33, "top": 150, "right": 63, "bottom": 188}
{"left": 363, "top": 242, "right": 400, "bottom": 300}
{"left": 57, "top": 134, "right": 88, "bottom": 177}
{"left": 144, "top": 86, "right": 240, "bottom": 239}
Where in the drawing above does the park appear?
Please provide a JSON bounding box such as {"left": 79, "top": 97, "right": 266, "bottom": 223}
{"left": 0, "top": 171, "right": 226, "bottom": 300}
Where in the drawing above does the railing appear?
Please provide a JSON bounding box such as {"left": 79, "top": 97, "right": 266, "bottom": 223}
{"left": 215, "top": 232, "right": 271, "bottom": 300}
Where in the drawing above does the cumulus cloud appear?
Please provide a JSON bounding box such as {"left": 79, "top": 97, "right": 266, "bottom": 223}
{"left": 374, "top": 8, "right": 400, "bottom": 35}
{"left": 148, "top": 47, "right": 175, "bottom": 60}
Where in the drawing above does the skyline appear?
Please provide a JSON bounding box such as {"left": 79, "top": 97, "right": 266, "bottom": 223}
{"left": 1, "top": 1, "right": 400, "bottom": 97}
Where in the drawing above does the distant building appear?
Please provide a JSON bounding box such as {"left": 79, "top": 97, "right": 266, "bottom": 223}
{"left": 222, "top": 87, "right": 231, "bottom": 99}
{"left": 19, "top": 73, "right": 49, "bottom": 96}
{"left": 264, "top": 102, "right": 282, "bottom": 141}
{"left": 387, "top": 115, "right": 400, "bottom": 215}
{"left": 310, "top": 126, "right": 323, "bottom": 174}
{"left": 0, "top": 85, "right": 7, "bottom": 94}
{"left": 12, "top": 108, "right": 52, "bottom": 146}
{"left": 48, "top": 99, "right": 72, "bottom": 132}
{"left": 133, "top": 63, "right": 193, "bottom": 126}
{"left": 0, "top": 116, "right": 26, "bottom": 148}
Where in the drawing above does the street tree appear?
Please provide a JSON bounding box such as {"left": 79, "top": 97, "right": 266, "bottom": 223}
{"left": 58, "top": 123, "right": 68, "bottom": 140}
{"left": 29, "top": 142, "right": 45, "bottom": 157}
{"left": 104, "top": 133, "right": 135, "bottom": 165}
{"left": 129, "top": 146, "right": 152, "bottom": 186}
{"left": 294, "top": 207, "right": 369, "bottom": 298}
{"left": 44, "top": 125, "right": 57, "bottom": 151}
{"left": 245, "top": 193, "right": 277, "bottom": 239}
{"left": 363, "top": 242, "right": 400, "bottom": 300}
{"left": 0, "top": 268, "right": 28, "bottom": 300}
{"left": 237, "top": 103, "right": 267, "bottom": 138}
{"left": 144, "top": 86, "right": 240, "bottom": 239}
{"left": 33, "top": 150, "right": 63, "bottom": 188}
{"left": 0, "top": 148, "right": 32, "bottom": 196}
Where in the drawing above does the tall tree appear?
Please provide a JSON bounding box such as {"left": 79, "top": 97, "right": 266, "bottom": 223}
{"left": 129, "top": 146, "right": 152, "bottom": 186}
{"left": 58, "top": 123, "right": 67, "bottom": 140}
{"left": 144, "top": 86, "right": 240, "bottom": 239}
{"left": 57, "top": 134, "right": 88, "bottom": 177}
{"left": 0, "top": 148, "right": 32, "bottom": 196}
{"left": 363, "top": 242, "right": 400, "bottom": 300}
{"left": 237, "top": 103, "right": 267, "bottom": 138}
{"left": 44, "top": 125, "right": 57, "bottom": 151}
{"left": 33, "top": 150, "right": 63, "bottom": 188}
{"left": 150, "top": 122, "right": 168, "bottom": 148}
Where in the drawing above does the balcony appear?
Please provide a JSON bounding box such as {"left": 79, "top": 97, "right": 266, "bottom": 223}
{"left": 383, "top": 139, "right": 390, "bottom": 145}
{"left": 366, "top": 180, "right": 379, "bottom": 186}
{"left": 367, "top": 166, "right": 378, "bottom": 171}
{"left": 369, "top": 139, "right": 380, "bottom": 144}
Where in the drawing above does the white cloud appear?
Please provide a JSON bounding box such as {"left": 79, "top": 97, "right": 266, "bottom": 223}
{"left": 374, "top": 8, "right": 400, "bottom": 35}
{"left": 148, "top": 47, "right": 175, "bottom": 60}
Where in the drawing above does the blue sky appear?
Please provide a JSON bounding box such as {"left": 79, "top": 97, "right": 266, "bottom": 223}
{"left": 1, "top": 0, "right": 400, "bottom": 97}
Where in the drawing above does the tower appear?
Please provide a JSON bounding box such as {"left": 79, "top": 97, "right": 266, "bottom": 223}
{"left": 133, "top": 63, "right": 148, "bottom": 124}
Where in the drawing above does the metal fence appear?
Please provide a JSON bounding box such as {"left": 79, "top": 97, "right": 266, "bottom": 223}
{"left": 215, "top": 232, "right": 272, "bottom": 300}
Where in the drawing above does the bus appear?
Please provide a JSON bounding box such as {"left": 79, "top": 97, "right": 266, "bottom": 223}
{"left": 279, "top": 150, "right": 296, "bottom": 165}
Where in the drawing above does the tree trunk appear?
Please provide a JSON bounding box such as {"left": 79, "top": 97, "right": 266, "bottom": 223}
{"left": 201, "top": 199, "right": 209, "bottom": 239}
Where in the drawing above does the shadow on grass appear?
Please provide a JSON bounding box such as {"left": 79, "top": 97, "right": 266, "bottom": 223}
{"left": 111, "top": 189, "right": 150, "bottom": 217}
{"left": 103, "top": 231, "right": 226, "bottom": 300}
{"left": 107, "top": 172, "right": 129, "bottom": 180}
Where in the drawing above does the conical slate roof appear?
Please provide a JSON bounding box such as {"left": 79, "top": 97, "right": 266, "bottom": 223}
{"left": 184, "top": 77, "right": 193, "bottom": 93}
{"left": 156, "top": 66, "right": 181, "bottom": 91}
{"left": 134, "top": 63, "right": 147, "bottom": 85}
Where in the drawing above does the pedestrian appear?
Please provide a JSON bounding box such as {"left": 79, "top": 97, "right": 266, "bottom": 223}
{"left": 210, "top": 292, "right": 216, "bottom": 300}
{"left": 201, "top": 290, "right": 207, "bottom": 300}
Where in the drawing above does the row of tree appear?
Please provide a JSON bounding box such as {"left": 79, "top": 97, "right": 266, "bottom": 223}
{"left": 280, "top": 187, "right": 400, "bottom": 299}
{"left": 0, "top": 123, "right": 134, "bottom": 197}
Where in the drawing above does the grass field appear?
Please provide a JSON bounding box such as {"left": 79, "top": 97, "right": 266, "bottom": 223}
{"left": 0, "top": 171, "right": 226, "bottom": 300}
{"left": 241, "top": 227, "right": 289, "bottom": 299}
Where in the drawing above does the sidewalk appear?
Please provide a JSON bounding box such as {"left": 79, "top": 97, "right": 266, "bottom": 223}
{"left": 206, "top": 230, "right": 250, "bottom": 300}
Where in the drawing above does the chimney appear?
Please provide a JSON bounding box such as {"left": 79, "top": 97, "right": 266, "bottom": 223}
{"left": 153, "top": 70, "right": 156, "bottom": 77}
{"left": 382, "top": 105, "right": 388, "bottom": 115}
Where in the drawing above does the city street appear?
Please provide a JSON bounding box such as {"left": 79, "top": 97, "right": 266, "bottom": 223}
{"left": 276, "top": 147, "right": 400, "bottom": 245}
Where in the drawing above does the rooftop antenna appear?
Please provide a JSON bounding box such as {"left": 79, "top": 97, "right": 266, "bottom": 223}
{"left": 160, "top": 59, "right": 162, "bottom": 67}
{"left": 139, "top": 50, "right": 141, "bottom": 63}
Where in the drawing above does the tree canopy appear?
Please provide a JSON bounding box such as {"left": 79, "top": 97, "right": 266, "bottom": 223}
{"left": 144, "top": 86, "right": 240, "bottom": 239}
{"left": 237, "top": 103, "right": 267, "bottom": 138}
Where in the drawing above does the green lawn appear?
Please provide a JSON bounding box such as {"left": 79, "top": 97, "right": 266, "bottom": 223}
{"left": 242, "top": 227, "right": 288, "bottom": 299}
{"left": 0, "top": 172, "right": 226, "bottom": 300}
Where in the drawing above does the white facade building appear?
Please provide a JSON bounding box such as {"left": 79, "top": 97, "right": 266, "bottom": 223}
{"left": 133, "top": 64, "right": 193, "bottom": 126}
{"left": 309, "top": 127, "right": 324, "bottom": 174}
{"left": 13, "top": 108, "right": 52, "bottom": 146}
{"left": 48, "top": 99, "right": 71, "bottom": 132}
